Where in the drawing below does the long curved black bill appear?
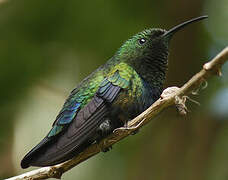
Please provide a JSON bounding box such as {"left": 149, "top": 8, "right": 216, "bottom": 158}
{"left": 163, "top": 15, "right": 208, "bottom": 38}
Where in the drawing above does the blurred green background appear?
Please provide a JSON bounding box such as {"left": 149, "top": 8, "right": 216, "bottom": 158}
{"left": 0, "top": 0, "right": 227, "bottom": 179}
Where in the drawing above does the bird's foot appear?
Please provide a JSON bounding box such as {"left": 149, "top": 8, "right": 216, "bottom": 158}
{"left": 114, "top": 120, "right": 144, "bottom": 135}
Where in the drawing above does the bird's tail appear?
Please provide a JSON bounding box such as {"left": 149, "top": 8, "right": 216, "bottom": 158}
{"left": 21, "top": 137, "right": 50, "bottom": 168}
{"left": 21, "top": 135, "right": 90, "bottom": 169}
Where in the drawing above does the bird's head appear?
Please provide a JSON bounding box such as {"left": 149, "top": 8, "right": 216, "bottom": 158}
{"left": 115, "top": 16, "right": 208, "bottom": 85}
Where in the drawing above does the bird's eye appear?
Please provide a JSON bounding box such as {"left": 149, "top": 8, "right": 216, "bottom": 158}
{"left": 138, "top": 38, "right": 146, "bottom": 45}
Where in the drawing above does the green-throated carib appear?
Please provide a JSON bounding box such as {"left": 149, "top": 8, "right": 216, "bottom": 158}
{"left": 21, "top": 16, "right": 208, "bottom": 168}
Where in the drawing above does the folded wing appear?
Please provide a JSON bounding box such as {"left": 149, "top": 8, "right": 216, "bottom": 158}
{"left": 21, "top": 70, "right": 129, "bottom": 168}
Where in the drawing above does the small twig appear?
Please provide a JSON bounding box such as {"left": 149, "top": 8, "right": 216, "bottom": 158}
{"left": 6, "top": 47, "right": 228, "bottom": 180}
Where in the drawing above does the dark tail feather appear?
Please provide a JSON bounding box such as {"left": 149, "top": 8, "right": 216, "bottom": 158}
{"left": 21, "top": 136, "right": 91, "bottom": 168}
{"left": 21, "top": 137, "right": 50, "bottom": 168}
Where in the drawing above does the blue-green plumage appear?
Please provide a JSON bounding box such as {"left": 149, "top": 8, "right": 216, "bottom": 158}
{"left": 21, "top": 16, "right": 207, "bottom": 168}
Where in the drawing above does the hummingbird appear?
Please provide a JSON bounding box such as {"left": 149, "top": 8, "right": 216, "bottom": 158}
{"left": 21, "top": 16, "right": 208, "bottom": 168}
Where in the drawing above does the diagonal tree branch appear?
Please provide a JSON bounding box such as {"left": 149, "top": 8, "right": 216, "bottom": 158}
{"left": 6, "top": 47, "right": 228, "bottom": 180}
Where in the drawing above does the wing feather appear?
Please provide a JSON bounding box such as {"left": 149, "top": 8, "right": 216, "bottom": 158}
{"left": 21, "top": 70, "right": 129, "bottom": 168}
